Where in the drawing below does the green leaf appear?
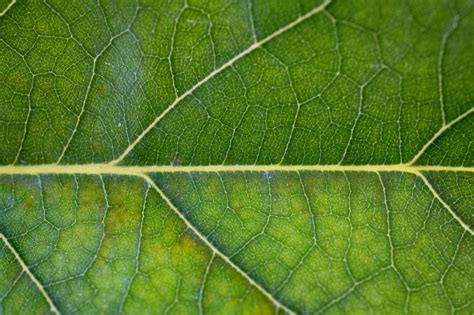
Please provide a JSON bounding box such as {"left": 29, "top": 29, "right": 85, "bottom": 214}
{"left": 0, "top": 0, "right": 473, "bottom": 314}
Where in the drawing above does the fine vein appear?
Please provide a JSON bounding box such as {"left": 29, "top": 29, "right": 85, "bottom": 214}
{"left": 408, "top": 107, "right": 473, "bottom": 165}
{"left": 0, "top": 233, "right": 60, "bottom": 315}
{"left": 0, "top": 0, "right": 15, "bottom": 16}
{"left": 141, "top": 174, "right": 296, "bottom": 314}
{"left": 416, "top": 172, "right": 473, "bottom": 236}
{"left": 437, "top": 15, "right": 459, "bottom": 125}
{"left": 0, "top": 164, "right": 472, "bottom": 175}
{"left": 110, "top": 0, "right": 332, "bottom": 165}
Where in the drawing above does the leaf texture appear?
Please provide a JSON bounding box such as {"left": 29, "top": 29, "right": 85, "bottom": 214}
{"left": 0, "top": 0, "right": 473, "bottom": 314}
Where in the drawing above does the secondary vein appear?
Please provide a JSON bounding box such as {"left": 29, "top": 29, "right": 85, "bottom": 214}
{"left": 141, "top": 174, "right": 296, "bottom": 314}
{"left": 110, "top": 0, "right": 333, "bottom": 165}
{"left": 416, "top": 172, "right": 474, "bottom": 236}
{"left": 0, "top": 233, "right": 60, "bottom": 315}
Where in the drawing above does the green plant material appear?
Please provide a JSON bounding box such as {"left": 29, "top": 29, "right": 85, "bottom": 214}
{"left": 0, "top": 0, "right": 473, "bottom": 314}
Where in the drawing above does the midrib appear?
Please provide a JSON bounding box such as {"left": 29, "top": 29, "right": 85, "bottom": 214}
{"left": 0, "top": 164, "right": 472, "bottom": 175}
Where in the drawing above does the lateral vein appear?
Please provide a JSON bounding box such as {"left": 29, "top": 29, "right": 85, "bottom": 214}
{"left": 0, "top": 233, "right": 60, "bottom": 314}
{"left": 437, "top": 15, "right": 459, "bottom": 126}
{"left": 416, "top": 172, "right": 473, "bottom": 236}
{"left": 408, "top": 107, "right": 473, "bottom": 165}
{"left": 110, "top": 0, "right": 332, "bottom": 165}
{"left": 0, "top": 164, "right": 472, "bottom": 175}
{"left": 0, "top": 0, "right": 16, "bottom": 16}
{"left": 141, "top": 175, "right": 296, "bottom": 314}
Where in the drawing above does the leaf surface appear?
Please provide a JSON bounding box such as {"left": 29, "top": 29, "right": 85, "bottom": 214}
{"left": 0, "top": 0, "right": 473, "bottom": 314}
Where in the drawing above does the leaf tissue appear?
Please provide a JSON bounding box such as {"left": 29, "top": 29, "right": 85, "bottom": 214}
{"left": 0, "top": 0, "right": 473, "bottom": 314}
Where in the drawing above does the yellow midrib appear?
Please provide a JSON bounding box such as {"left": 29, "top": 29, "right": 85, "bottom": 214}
{"left": 0, "top": 164, "right": 472, "bottom": 175}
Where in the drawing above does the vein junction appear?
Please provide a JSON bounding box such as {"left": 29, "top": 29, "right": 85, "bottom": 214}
{"left": 1, "top": 1, "right": 473, "bottom": 313}
{"left": 0, "top": 164, "right": 471, "bottom": 175}
{"left": 0, "top": 163, "right": 471, "bottom": 237}
{"left": 110, "top": 0, "right": 333, "bottom": 165}
{"left": 1, "top": 164, "right": 472, "bottom": 314}
{"left": 141, "top": 174, "right": 296, "bottom": 314}
{"left": 0, "top": 0, "right": 15, "bottom": 16}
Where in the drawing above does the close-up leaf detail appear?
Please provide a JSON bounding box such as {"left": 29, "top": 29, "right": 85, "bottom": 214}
{"left": 0, "top": 0, "right": 473, "bottom": 314}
